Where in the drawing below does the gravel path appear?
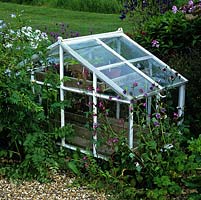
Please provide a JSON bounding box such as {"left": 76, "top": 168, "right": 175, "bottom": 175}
{"left": 0, "top": 173, "right": 110, "bottom": 200}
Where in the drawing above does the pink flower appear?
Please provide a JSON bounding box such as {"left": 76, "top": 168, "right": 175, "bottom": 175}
{"left": 173, "top": 112, "right": 179, "bottom": 120}
{"left": 172, "top": 5, "right": 178, "bottom": 13}
{"left": 142, "top": 102, "right": 146, "bottom": 107}
{"left": 96, "top": 87, "right": 101, "bottom": 92}
{"left": 151, "top": 39, "right": 159, "bottom": 48}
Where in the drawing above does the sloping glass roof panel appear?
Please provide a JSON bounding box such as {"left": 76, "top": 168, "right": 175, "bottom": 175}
{"left": 131, "top": 58, "right": 186, "bottom": 87}
{"left": 100, "top": 64, "right": 133, "bottom": 79}
{"left": 101, "top": 36, "right": 148, "bottom": 60}
{"left": 69, "top": 40, "right": 122, "bottom": 67}
{"left": 48, "top": 29, "right": 187, "bottom": 100}
{"left": 101, "top": 64, "right": 158, "bottom": 97}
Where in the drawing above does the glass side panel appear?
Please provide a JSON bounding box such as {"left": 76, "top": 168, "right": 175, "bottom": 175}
{"left": 101, "top": 36, "right": 148, "bottom": 60}
{"left": 101, "top": 64, "right": 158, "bottom": 97}
{"left": 69, "top": 40, "right": 122, "bottom": 67}
{"left": 131, "top": 58, "right": 186, "bottom": 87}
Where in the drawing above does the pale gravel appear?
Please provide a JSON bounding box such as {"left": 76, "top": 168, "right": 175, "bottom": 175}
{"left": 0, "top": 173, "right": 110, "bottom": 200}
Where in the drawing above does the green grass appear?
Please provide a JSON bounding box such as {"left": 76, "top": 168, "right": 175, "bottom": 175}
{"left": 0, "top": 2, "right": 133, "bottom": 36}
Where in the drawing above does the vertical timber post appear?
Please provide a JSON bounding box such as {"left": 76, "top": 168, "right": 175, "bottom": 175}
{"left": 93, "top": 73, "right": 98, "bottom": 157}
{"left": 116, "top": 102, "right": 120, "bottom": 119}
{"left": 58, "top": 37, "right": 65, "bottom": 146}
{"left": 178, "top": 84, "right": 186, "bottom": 125}
{"left": 128, "top": 103, "right": 134, "bottom": 149}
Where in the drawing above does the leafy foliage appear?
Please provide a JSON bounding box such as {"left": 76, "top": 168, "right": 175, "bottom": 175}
{"left": 0, "top": 14, "right": 74, "bottom": 182}
{"left": 68, "top": 99, "right": 201, "bottom": 199}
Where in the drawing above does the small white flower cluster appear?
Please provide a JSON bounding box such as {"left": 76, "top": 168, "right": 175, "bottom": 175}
{"left": 3, "top": 24, "right": 49, "bottom": 49}
{"left": 160, "top": 143, "right": 174, "bottom": 152}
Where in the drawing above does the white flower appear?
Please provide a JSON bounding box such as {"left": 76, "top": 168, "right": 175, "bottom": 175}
{"left": 27, "top": 26, "right": 32, "bottom": 32}
{"left": 164, "top": 144, "right": 174, "bottom": 150}
{"left": 9, "top": 29, "right": 15, "bottom": 34}
{"left": 160, "top": 144, "right": 174, "bottom": 152}
{"left": 3, "top": 43, "right": 13, "bottom": 48}
{"left": 35, "top": 29, "right": 41, "bottom": 35}
{"left": 5, "top": 68, "right": 11, "bottom": 76}
{"left": 41, "top": 32, "right": 48, "bottom": 40}
{"left": 10, "top": 13, "right": 16, "bottom": 18}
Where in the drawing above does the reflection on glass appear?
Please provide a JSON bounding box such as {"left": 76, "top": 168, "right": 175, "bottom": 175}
{"left": 69, "top": 40, "right": 122, "bottom": 67}
{"left": 132, "top": 58, "right": 185, "bottom": 87}
{"left": 101, "top": 64, "right": 133, "bottom": 79}
{"left": 101, "top": 36, "right": 148, "bottom": 60}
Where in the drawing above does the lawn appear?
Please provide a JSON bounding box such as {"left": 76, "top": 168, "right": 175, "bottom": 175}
{"left": 0, "top": 2, "right": 133, "bottom": 36}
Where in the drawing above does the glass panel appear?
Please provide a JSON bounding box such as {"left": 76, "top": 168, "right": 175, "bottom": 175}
{"left": 131, "top": 58, "right": 186, "bottom": 87}
{"left": 69, "top": 40, "right": 122, "bottom": 67}
{"left": 101, "top": 64, "right": 133, "bottom": 79}
{"left": 101, "top": 36, "right": 148, "bottom": 60}
{"left": 101, "top": 64, "right": 158, "bottom": 97}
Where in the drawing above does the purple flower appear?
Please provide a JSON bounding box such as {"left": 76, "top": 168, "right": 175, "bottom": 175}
{"left": 116, "top": 95, "right": 121, "bottom": 99}
{"left": 188, "top": 0, "right": 194, "bottom": 6}
{"left": 123, "top": 89, "right": 127, "bottom": 94}
{"left": 154, "top": 121, "right": 160, "bottom": 127}
{"left": 150, "top": 86, "right": 154, "bottom": 90}
{"left": 96, "top": 87, "right": 101, "bottom": 92}
{"left": 160, "top": 108, "right": 166, "bottom": 113}
{"left": 93, "top": 123, "right": 98, "bottom": 129}
{"left": 133, "top": 82, "right": 138, "bottom": 87}
{"left": 107, "top": 137, "right": 119, "bottom": 146}
{"left": 151, "top": 39, "right": 159, "bottom": 48}
{"left": 75, "top": 32, "right": 80, "bottom": 37}
{"left": 173, "top": 112, "right": 179, "bottom": 120}
{"left": 139, "top": 88, "right": 144, "bottom": 94}
{"left": 98, "top": 101, "right": 105, "bottom": 109}
{"left": 87, "top": 86, "right": 94, "bottom": 91}
{"left": 172, "top": 5, "right": 178, "bottom": 13}
{"left": 112, "top": 138, "right": 119, "bottom": 143}
{"left": 142, "top": 102, "right": 146, "bottom": 107}
{"left": 156, "top": 113, "right": 161, "bottom": 119}
{"left": 83, "top": 156, "right": 87, "bottom": 160}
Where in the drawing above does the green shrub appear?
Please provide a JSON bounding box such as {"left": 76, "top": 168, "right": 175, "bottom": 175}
{"left": 0, "top": 14, "right": 74, "bottom": 182}
{"left": 133, "top": 11, "right": 201, "bottom": 59}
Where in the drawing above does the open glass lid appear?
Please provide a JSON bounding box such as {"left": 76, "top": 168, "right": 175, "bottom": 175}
{"left": 58, "top": 29, "right": 188, "bottom": 100}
